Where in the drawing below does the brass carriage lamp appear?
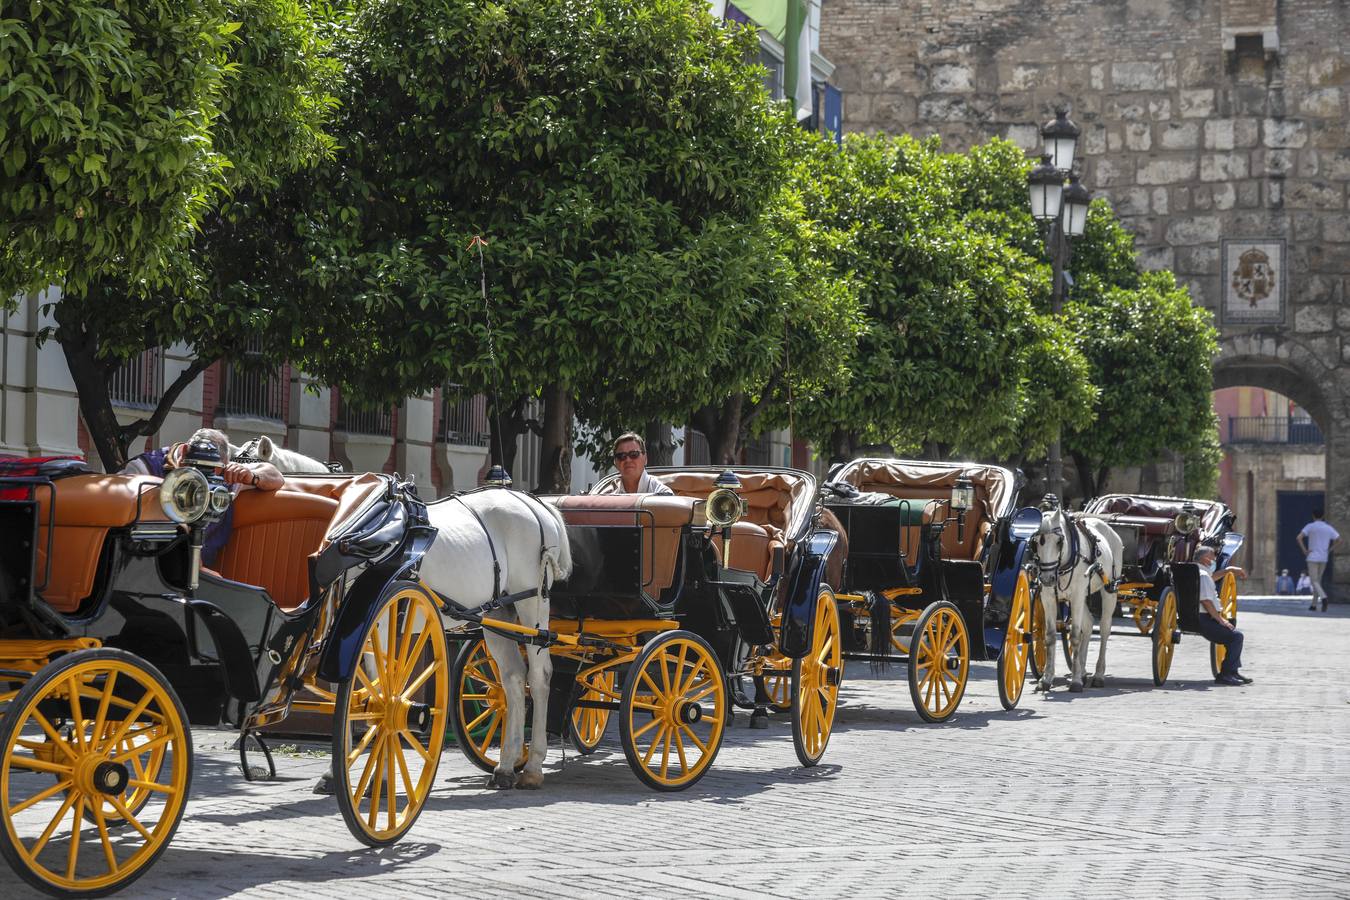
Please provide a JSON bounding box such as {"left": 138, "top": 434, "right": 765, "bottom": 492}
{"left": 950, "top": 476, "right": 975, "bottom": 514}
{"left": 484, "top": 465, "right": 512, "bottom": 487}
{"left": 708, "top": 469, "right": 746, "bottom": 567}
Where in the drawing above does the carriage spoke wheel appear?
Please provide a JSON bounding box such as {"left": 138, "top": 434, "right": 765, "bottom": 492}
{"left": 1132, "top": 600, "right": 1155, "bottom": 636}
{"left": 333, "top": 583, "right": 448, "bottom": 847}
{"left": 997, "top": 571, "right": 1033, "bottom": 710}
{"left": 792, "top": 586, "right": 842, "bottom": 767}
{"left": 753, "top": 650, "right": 794, "bottom": 713}
{"left": 907, "top": 602, "right": 970, "bottom": 723}
{"left": 569, "top": 668, "right": 616, "bottom": 755}
{"left": 450, "top": 638, "right": 529, "bottom": 773}
{"left": 1029, "top": 589, "right": 1049, "bottom": 680}
{"left": 619, "top": 631, "right": 726, "bottom": 791}
{"left": 1152, "top": 586, "right": 1179, "bottom": 687}
{"left": 0, "top": 649, "right": 191, "bottom": 898}
{"left": 1211, "top": 573, "right": 1239, "bottom": 678}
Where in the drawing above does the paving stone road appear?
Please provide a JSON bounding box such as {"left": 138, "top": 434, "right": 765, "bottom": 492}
{"left": 4, "top": 598, "right": 1347, "bottom": 898}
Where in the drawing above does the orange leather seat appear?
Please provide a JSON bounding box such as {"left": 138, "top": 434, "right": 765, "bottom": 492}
{"left": 548, "top": 494, "right": 697, "bottom": 596}
{"left": 216, "top": 489, "right": 339, "bottom": 611}
{"left": 34, "top": 474, "right": 169, "bottom": 613}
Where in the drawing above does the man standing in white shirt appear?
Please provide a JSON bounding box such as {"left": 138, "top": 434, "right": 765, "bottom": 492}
{"left": 1297, "top": 508, "right": 1341, "bottom": 612}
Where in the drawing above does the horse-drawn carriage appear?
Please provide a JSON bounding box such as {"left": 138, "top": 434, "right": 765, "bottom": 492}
{"left": 821, "top": 459, "right": 1038, "bottom": 721}
{"left": 0, "top": 451, "right": 449, "bottom": 896}
{"left": 449, "top": 466, "right": 842, "bottom": 789}
{"left": 1066, "top": 493, "right": 1243, "bottom": 684}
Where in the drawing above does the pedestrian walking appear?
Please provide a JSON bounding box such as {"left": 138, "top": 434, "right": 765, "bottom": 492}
{"left": 1297, "top": 508, "right": 1341, "bottom": 612}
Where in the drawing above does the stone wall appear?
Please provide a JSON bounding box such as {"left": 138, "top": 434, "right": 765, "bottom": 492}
{"left": 819, "top": 0, "right": 1350, "bottom": 596}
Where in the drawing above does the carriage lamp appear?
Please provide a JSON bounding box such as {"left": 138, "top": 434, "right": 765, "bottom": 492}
{"left": 484, "top": 465, "right": 512, "bottom": 487}
{"left": 1062, "top": 175, "right": 1092, "bottom": 237}
{"left": 950, "top": 477, "right": 975, "bottom": 514}
{"left": 1026, "top": 155, "right": 1064, "bottom": 222}
{"left": 710, "top": 469, "right": 745, "bottom": 566}
{"left": 1041, "top": 107, "right": 1080, "bottom": 173}
{"left": 713, "top": 469, "right": 742, "bottom": 492}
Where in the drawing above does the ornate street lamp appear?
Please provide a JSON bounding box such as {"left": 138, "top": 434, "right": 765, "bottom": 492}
{"left": 1042, "top": 107, "right": 1080, "bottom": 172}
{"left": 1024, "top": 104, "right": 1092, "bottom": 505}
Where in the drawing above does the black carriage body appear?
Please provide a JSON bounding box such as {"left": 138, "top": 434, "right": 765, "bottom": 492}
{"left": 548, "top": 466, "right": 827, "bottom": 664}
{"left": 0, "top": 470, "right": 427, "bottom": 729}
{"left": 824, "top": 459, "right": 1029, "bottom": 662}
{"left": 1083, "top": 493, "right": 1242, "bottom": 634}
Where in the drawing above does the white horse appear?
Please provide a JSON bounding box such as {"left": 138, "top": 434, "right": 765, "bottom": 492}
{"left": 236, "top": 435, "right": 336, "bottom": 473}
{"left": 1031, "top": 504, "right": 1124, "bottom": 693}
{"left": 421, "top": 489, "right": 571, "bottom": 789}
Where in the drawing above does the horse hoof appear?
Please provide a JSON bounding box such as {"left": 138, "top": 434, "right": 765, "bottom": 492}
{"left": 1091, "top": 676, "right": 1105, "bottom": 688}
{"left": 516, "top": 772, "right": 543, "bottom": 790}
{"left": 1033, "top": 682, "right": 1047, "bottom": 693}
{"left": 749, "top": 708, "right": 769, "bottom": 729}
{"left": 486, "top": 772, "right": 515, "bottom": 790}
{"left": 1069, "top": 682, "right": 1084, "bottom": 693}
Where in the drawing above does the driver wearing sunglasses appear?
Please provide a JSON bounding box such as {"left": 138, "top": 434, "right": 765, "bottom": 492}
{"left": 611, "top": 432, "right": 672, "bottom": 495}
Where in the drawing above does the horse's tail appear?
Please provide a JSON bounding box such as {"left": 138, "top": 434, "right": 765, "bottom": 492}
{"left": 867, "top": 591, "right": 892, "bottom": 671}
{"left": 536, "top": 499, "right": 572, "bottom": 588}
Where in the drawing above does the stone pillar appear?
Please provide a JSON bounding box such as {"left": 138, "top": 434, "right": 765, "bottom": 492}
{"left": 396, "top": 394, "right": 435, "bottom": 495}
{"left": 1327, "top": 415, "right": 1350, "bottom": 602}
{"left": 286, "top": 372, "right": 332, "bottom": 463}
{"left": 0, "top": 290, "right": 82, "bottom": 460}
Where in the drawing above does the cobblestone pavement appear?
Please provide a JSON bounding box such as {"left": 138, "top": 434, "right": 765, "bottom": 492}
{"left": 4, "top": 598, "right": 1347, "bottom": 898}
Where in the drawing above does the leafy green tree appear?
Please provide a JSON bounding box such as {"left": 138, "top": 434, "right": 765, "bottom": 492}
{"left": 792, "top": 134, "right": 1095, "bottom": 462}
{"left": 2, "top": 1, "right": 339, "bottom": 470}
{"left": 1064, "top": 267, "right": 1219, "bottom": 499}
{"left": 296, "top": 0, "right": 790, "bottom": 490}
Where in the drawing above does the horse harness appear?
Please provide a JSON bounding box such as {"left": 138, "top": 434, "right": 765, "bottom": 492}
{"left": 446, "top": 487, "right": 555, "bottom": 614}
{"left": 1038, "top": 511, "right": 1109, "bottom": 599}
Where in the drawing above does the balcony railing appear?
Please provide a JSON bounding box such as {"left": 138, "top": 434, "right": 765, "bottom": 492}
{"left": 440, "top": 387, "right": 490, "bottom": 447}
{"left": 337, "top": 399, "right": 392, "bottom": 436}
{"left": 1225, "top": 416, "right": 1323, "bottom": 445}
{"left": 109, "top": 349, "right": 164, "bottom": 409}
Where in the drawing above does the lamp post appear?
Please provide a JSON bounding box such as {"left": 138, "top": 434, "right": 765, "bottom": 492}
{"left": 1026, "top": 106, "right": 1091, "bottom": 501}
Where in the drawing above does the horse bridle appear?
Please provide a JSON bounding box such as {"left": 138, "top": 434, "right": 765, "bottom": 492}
{"left": 1035, "top": 509, "right": 1079, "bottom": 596}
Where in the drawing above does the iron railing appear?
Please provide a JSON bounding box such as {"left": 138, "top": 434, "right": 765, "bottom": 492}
{"left": 743, "top": 434, "right": 772, "bottom": 466}
{"left": 108, "top": 349, "right": 164, "bottom": 409}
{"left": 440, "top": 387, "right": 490, "bottom": 447}
{"left": 1225, "top": 416, "right": 1323, "bottom": 445}
{"left": 683, "top": 429, "right": 710, "bottom": 466}
{"left": 337, "top": 399, "right": 392, "bottom": 436}
{"left": 218, "top": 343, "right": 284, "bottom": 420}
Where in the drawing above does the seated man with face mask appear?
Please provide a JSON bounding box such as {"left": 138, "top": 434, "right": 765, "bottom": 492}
{"left": 1194, "top": 545, "right": 1251, "bottom": 685}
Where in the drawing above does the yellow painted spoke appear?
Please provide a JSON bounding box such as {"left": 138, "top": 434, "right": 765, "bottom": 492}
{"left": 91, "top": 670, "right": 119, "bottom": 747}
{"left": 29, "top": 790, "right": 78, "bottom": 858}
{"left": 686, "top": 682, "right": 719, "bottom": 704}
{"left": 347, "top": 724, "right": 382, "bottom": 766}
{"left": 103, "top": 691, "right": 156, "bottom": 750}
{"left": 672, "top": 643, "right": 690, "bottom": 696}
{"left": 106, "top": 795, "right": 154, "bottom": 843}
{"left": 678, "top": 724, "right": 708, "bottom": 755}
{"left": 396, "top": 629, "right": 434, "bottom": 691}
{"left": 400, "top": 662, "right": 437, "bottom": 699}
{"left": 31, "top": 709, "right": 76, "bottom": 760}
{"left": 460, "top": 692, "right": 491, "bottom": 701}
{"left": 9, "top": 754, "right": 74, "bottom": 776}
{"left": 111, "top": 730, "right": 173, "bottom": 764}
{"left": 126, "top": 778, "right": 177, "bottom": 796}
{"left": 631, "top": 715, "right": 663, "bottom": 742}
{"left": 352, "top": 731, "right": 387, "bottom": 802}
{"left": 658, "top": 726, "right": 673, "bottom": 779}
{"left": 91, "top": 800, "right": 118, "bottom": 876}
{"left": 8, "top": 779, "right": 73, "bottom": 816}
{"left": 463, "top": 706, "right": 497, "bottom": 734}
{"left": 477, "top": 712, "right": 501, "bottom": 755}
{"left": 396, "top": 612, "right": 419, "bottom": 678}
{"left": 656, "top": 652, "right": 672, "bottom": 697}
{"left": 66, "top": 795, "right": 85, "bottom": 881}
{"left": 638, "top": 670, "right": 664, "bottom": 701}
{"left": 641, "top": 724, "right": 668, "bottom": 767}
{"left": 671, "top": 725, "right": 689, "bottom": 774}
{"left": 400, "top": 729, "right": 432, "bottom": 763}
{"left": 385, "top": 739, "right": 397, "bottom": 832}
{"left": 366, "top": 744, "right": 386, "bottom": 830}
{"left": 63, "top": 675, "right": 88, "bottom": 751}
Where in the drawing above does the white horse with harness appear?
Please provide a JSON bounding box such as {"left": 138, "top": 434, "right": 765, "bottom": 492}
{"left": 1031, "top": 498, "right": 1124, "bottom": 693}
{"left": 235, "top": 436, "right": 337, "bottom": 473}
{"left": 421, "top": 485, "right": 571, "bottom": 789}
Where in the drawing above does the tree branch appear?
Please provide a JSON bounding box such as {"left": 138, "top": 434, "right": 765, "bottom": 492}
{"left": 118, "top": 357, "right": 214, "bottom": 445}
{"left": 739, "top": 366, "right": 785, "bottom": 434}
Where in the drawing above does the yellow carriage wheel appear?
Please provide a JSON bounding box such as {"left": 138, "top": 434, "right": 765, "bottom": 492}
{"left": 1151, "top": 586, "right": 1179, "bottom": 686}
{"left": 569, "top": 668, "right": 615, "bottom": 755}
{"left": 0, "top": 649, "right": 191, "bottom": 898}
{"left": 906, "top": 601, "right": 970, "bottom": 723}
{"left": 791, "top": 586, "right": 842, "bottom": 767}
{"left": 1029, "top": 588, "right": 1049, "bottom": 679}
{"left": 997, "top": 571, "right": 1032, "bottom": 710}
{"left": 333, "top": 582, "right": 448, "bottom": 847}
{"left": 1132, "top": 600, "right": 1155, "bottom": 635}
{"left": 753, "top": 651, "right": 794, "bottom": 713}
{"left": 1210, "top": 573, "right": 1239, "bottom": 678}
{"left": 619, "top": 631, "right": 726, "bottom": 791}
{"left": 450, "top": 638, "right": 528, "bottom": 773}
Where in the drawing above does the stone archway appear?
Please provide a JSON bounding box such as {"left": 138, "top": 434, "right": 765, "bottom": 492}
{"left": 1214, "top": 331, "right": 1350, "bottom": 598}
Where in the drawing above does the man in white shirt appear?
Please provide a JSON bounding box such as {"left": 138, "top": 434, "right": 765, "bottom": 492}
{"left": 610, "top": 432, "right": 673, "bottom": 495}
{"left": 1194, "top": 546, "right": 1250, "bottom": 685}
{"left": 1297, "top": 508, "right": 1340, "bottom": 612}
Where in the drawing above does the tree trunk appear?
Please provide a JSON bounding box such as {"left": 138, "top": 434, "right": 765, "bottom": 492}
{"left": 1071, "top": 450, "right": 1097, "bottom": 503}
{"left": 698, "top": 394, "right": 743, "bottom": 465}
{"left": 644, "top": 420, "right": 675, "bottom": 466}
{"left": 487, "top": 394, "right": 527, "bottom": 477}
{"left": 536, "top": 383, "right": 572, "bottom": 494}
{"left": 60, "top": 331, "right": 124, "bottom": 471}
{"left": 828, "top": 428, "right": 853, "bottom": 464}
